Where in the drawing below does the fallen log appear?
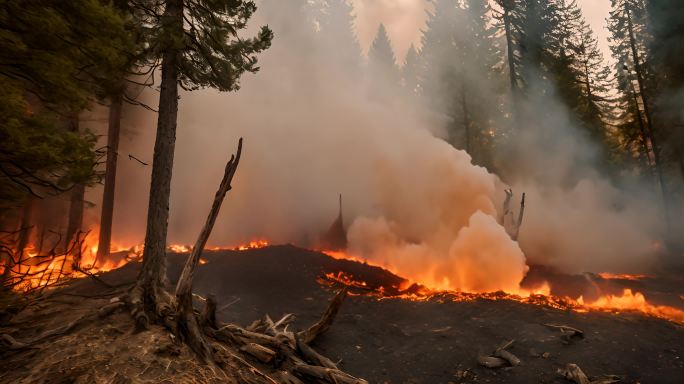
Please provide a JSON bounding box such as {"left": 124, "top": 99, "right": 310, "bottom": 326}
{"left": 495, "top": 349, "right": 521, "bottom": 366}
{"left": 544, "top": 323, "right": 584, "bottom": 343}
{"left": 557, "top": 363, "right": 591, "bottom": 384}
{"left": 477, "top": 355, "right": 508, "bottom": 368}
{"left": 478, "top": 339, "right": 521, "bottom": 368}
{"left": 215, "top": 324, "right": 279, "bottom": 348}
{"left": 296, "top": 336, "right": 338, "bottom": 370}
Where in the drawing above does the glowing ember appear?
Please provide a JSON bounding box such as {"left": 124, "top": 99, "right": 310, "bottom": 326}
{"left": 597, "top": 272, "right": 650, "bottom": 281}
{"left": 578, "top": 289, "right": 684, "bottom": 323}
{"left": 4, "top": 239, "right": 139, "bottom": 292}
{"left": 235, "top": 240, "right": 269, "bottom": 251}
{"left": 319, "top": 251, "right": 684, "bottom": 325}
{"left": 169, "top": 244, "right": 192, "bottom": 253}
{"left": 3, "top": 230, "right": 269, "bottom": 292}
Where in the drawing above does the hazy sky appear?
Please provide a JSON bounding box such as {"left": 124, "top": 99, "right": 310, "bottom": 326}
{"left": 350, "top": 0, "right": 613, "bottom": 61}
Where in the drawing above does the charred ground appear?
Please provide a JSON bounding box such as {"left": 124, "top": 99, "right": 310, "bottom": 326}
{"left": 1, "top": 245, "right": 683, "bottom": 383}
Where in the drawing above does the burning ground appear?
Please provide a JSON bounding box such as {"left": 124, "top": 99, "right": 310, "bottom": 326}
{"left": 1, "top": 245, "right": 683, "bottom": 383}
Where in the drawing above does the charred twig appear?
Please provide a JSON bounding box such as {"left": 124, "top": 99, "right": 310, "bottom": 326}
{"left": 557, "top": 363, "right": 591, "bottom": 384}
{"left": 494, "top": 340, "right": 521, "bottom": 366}
{"left": 478, "top": 339, "right": 521, "bottom": 369}
{"left": 128, "top": 154, "right": 149, "bottom": 165}
{"left": 544, "top": 323, "right": 584, "bottom": 344}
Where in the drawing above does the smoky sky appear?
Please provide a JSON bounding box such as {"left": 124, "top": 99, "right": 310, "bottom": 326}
{"left": 351, "top": 0, "right": 612, "bottom": 60}
{"left": 81, "top": 0, "right": 661, "bottom": 291}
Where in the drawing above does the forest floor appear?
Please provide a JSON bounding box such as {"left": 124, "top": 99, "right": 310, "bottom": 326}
{"left": 1, "top": 244, "right": 683, "bottom": 383}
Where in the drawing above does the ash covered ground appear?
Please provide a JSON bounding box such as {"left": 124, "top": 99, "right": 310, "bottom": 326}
{"left": 2, "top": 245, "right": 683, "bottom": 383}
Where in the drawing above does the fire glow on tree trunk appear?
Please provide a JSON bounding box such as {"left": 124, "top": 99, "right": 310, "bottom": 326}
{"left": 137, "top": 0, "right": 182, "bottom": 306}
{"left": 65, "top": 115, "right": 84, "bottom": 250}
{"left": 97, "top": 92, "right": 123, "bottom": 259}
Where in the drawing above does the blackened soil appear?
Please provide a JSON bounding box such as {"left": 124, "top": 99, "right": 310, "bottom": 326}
{"left": 57, "top": 245, "right": 684, "bottom": 383}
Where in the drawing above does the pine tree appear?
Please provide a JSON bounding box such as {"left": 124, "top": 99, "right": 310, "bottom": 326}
{"left": 419, "top": 0, "right": 501, "bottom": 163}
{"left": 0, "top": 0, "right": 134, "bottom": 210}
{"left": 646, "top": 0, "right": 684, "bottom": 181}
{"left": 367, "top": 24, "right": 400, "bottom": 94}
{"left": 573, "top": 17, "right": 613, "bottom": 142}
{"left": 97, "top": 0, "right": 148, "bottom": 260}
{"left": 419, "top": 0, "right": 469, "bottom": 145}
{"left": 131, "top": 0, "right": 272, "bottom": 348}
{"left": 316, "top": 0, "right": 362, "bottom": 76}
{"left": 608, "top": 0, "right": 666, "bottom": 192}
{"left": 461, "top": 0, "right": 503, "bottom": 164}
{"left": 543, "top": 0, "right": 611, "bottom": 148}
{"left": 402, "top": 44, "right": 420, "bottom": 94}
{"left": 494, "top": 0, "right": 523, "bottom": 94}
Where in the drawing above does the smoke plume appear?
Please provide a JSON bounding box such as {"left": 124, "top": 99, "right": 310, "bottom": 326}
{"left": 83, "top": 0, "right": 664, "bottom": 294}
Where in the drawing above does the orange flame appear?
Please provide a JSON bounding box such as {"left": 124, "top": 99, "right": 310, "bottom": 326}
{"left": 235, "top": 240, "right": 269, "bottom": 251}
{"left": 597, "top": 272, "right": 650, "bottom": 281}
{"left": 578, "top": 289, "right": 684, "bottom": 323}
{"left": 319, "top": 250, "right": 684, "bottom": 325}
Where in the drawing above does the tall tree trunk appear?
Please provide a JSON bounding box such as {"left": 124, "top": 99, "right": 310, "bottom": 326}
{"left": 460, "top": 83, "right": 471, "bottom": 154}
{"left": 65, "top": 115, "right": 85, "bottom": 250}
{"left": 630, "top": 81, "right": 654, "bottom": 170}
{"left": 502, "top": 3, "right": 517, "bottom": 95}
{"left": 3, "top": 198, "right": 34, "bottom": 282}
{"left": 500, "top": 0, "right": 520, "bottom": 129}
{"left": 625, "top": 8, "right": 668, "bottom": 204}
{"left": 135, "top": 0, "right": 183, "bottom": 321}
{"left": 97, "top": 92, "right": 123, "bottom": 259}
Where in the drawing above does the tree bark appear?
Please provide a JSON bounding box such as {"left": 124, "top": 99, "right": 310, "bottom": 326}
{"left": 65, "top": 115, "right": 85, "bottom": 250}
{"left": 625, "top": 7, "right": 670, "bottom": 226}
{"left": 97, "top": 92, "right": 123, "bottom": 259}
{"left": 136, "top": 0, "right": 183, "bottom": 320}
{"left": 2, "top": 198, "right": 34, "bottom": 282}
{"left": 460, "top": 83, "right": 471, "bottom": 154}
{"left": 500, "top": 0, "right": 520, "bottom": 129}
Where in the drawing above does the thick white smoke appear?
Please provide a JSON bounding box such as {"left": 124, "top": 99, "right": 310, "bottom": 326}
{"left": 82, "top": 0, "right": 664, "bottom": 295}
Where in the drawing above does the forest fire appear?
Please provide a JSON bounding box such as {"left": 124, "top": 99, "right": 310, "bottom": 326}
{"left": 1, "top": 231, "right": 271, "bottom": 292}
{"left": 596, "top": 272, "right": 650, "bottom": 281}
{"left": 2, "top": 242, "right": 137, "bottom": 292}
{"left": 4, "top": 0, "right": 684, "bottom": 381}
{"left": 319, "top": 250, "right": 684, "bottom": 325}
{"left": 5, "top": 231, "right": 682, "bottom": 327}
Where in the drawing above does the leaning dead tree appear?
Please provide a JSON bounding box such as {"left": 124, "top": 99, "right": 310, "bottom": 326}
{"left": 501, "top": 188, "right": 525, "bottom": 241}
{"left": 125, "top": 139, "right": 365, "bottom": 382}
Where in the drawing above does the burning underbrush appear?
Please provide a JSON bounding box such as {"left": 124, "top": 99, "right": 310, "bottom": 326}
{"left": 3, "top": 229, "right": 683, "bottom": 328}
{"left": 318, "top": 250, "right": 684, "bottom": 325}
{"left": 0, "top": 228, "right": 270, "bottom": 293}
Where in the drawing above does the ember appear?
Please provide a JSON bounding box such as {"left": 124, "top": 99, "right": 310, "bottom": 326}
{"left": 319, "top": 250, "right": 684, "bottom": 325}
{"left": 1, "top": 229, "right": 269, "bottom": 292}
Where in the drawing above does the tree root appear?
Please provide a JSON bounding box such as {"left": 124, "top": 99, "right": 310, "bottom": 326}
{"left": 126, "top": 286, "right": 365, "bottom": 383}
{"left": 121, "top": 140, "right": 365, "bottom": 382}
